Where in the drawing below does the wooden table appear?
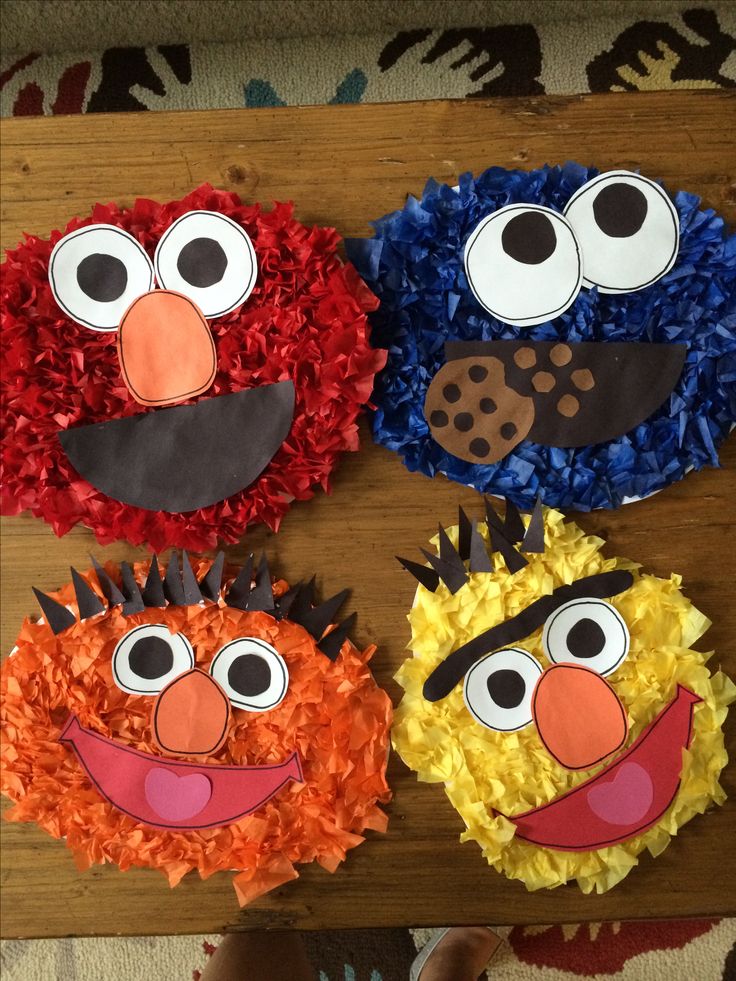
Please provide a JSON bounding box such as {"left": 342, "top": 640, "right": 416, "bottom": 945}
{"left": 1, "top": 91, "right": 735, "bottom": 939}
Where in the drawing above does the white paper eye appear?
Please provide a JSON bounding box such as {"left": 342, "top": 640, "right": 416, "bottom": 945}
{"left": 463, "top": 648, "right": 543, "bottom": 732}
{"left": 543, "top": 598, "right": 629, "bottom": 676}
{"left": 154, "top": 211, "right": 257, "bottom": 318}
{"left": 48, "top": 224, "right": 154, "bottom": 332}
{"left": 564, "top": 171, "right": 679, "bottom": 294}
{"left": 463, "top": 204, "right": 582, "bottom": 327}
{"left": 209, "top": 637, "right": 288, "bottom": 712}
{"left": 112, "top": 624, "right": 194, "bottom": 695}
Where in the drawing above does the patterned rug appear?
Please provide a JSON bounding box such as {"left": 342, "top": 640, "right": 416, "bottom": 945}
{"left": 1, "top": 6, "right": 735, "bottom": 116}
{"left": 2, "top": 918, "right": 735, "bottom": 980}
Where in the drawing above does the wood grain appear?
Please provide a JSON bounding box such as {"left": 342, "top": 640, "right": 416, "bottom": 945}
{"left": 1, "top": 91, "right": 735, "bottom": 939}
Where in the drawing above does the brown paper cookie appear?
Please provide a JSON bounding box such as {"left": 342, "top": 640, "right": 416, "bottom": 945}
{"left": 424, "top": 357, "right": 534, "bottom": 463}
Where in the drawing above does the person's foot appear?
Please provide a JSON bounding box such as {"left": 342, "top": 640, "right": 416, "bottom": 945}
{"left": 412, "top": 926, "right": 503, "bottom": 981}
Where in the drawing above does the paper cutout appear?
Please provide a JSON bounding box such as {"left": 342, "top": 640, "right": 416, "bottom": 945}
{"left": 397, "top": 555, "right": 440, "bottom": 593}
{"left": 2, "top": 554, "right": 392, "bottom": 907}
{"left": 564, "top": 171, "right": 680, "bottom": 294}
{"left": 463, "top": 648, "right": 542, "bottom": 732}
{"left": 391, "top": 504, "right": 735, "bottom": 893}
{"left": 520, "top": 497, "right": 545, "bottom": 553}
{"left": 543, "top": 598, "right": 629, "bottom": 677}
{"left": 355, "top": 163, "right": 735, "bottom": 512}
{"left": 426, "top": 340, "right": 687, "bottom": 464}
{"left": 464, "top": 205, "right": 583, "bottom": 326}
{"left": 32, "top": 587, "right": 75, "bottom": 635}
{"left": 70, "top": 567, "right": 105, "bottom": 620}
{"left": 506, "top": 686, "right": 700, "bottom": 850}
{"left": 154, "top": 210, "right": 258, "bottom": 319}
{"left": 209, "top": 639, "right": 289, "bottom": 712}
{"left": 58, "top": 381, "right": 295, "bottom": 513}
{"left": 91, "top": 556, "right": 126, "bottom": 607}
{"left": 118, "top": 290, "right": 217, "bottom": 407}
{"left": 48, "top": 224, "right": 154, "bottom": 331}
{"left": 532, "top": 663, "right": 629, "bottom": 770}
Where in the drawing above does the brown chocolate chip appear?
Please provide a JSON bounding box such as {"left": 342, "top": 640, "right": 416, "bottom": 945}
{"left": 430, "top": 410, "right": 449, "bottom": 428}
{"left": 514, "top": 347, "right": 536, "bottom": 369}
{"left": 532, "top": 371, "right": 555, "bottom": 393}
{"left": 557, "top": 394, "right": 580, "bottom": 417}
{"left": 443, "top": 383, "right": 461, "bottom": 403}
{"left": 500, "top": 422, "right": 517, "bottom": 440}
{"left": 571, "top": 368, "right": 595, "bottom": 391}
{"left": 454, "top": 412, "right": 474, "bottom": 432}
{"left": 480, "top": 397, "right": 496, "bottom": 414}
{"left": 549, "top": 343, "right": 572, "bottom": 367}
{"left": 468, "top": 364, "right": 488, "bottom": 383}
{"left": 469, "top": 438, "right": 491, "bottom": 458}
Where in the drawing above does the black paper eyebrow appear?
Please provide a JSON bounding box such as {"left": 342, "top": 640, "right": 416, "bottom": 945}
{"left": 422, "top": 569, "right": 633, "bottom": 702}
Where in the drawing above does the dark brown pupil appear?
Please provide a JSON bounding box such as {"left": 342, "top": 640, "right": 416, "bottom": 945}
{"left": 228, "top": 653, "right": 271, "bottom": 697}
{"left": 128, "top": 636, "right": 174, "bottom": 679}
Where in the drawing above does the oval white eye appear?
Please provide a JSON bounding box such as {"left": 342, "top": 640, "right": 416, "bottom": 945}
{"left": 112, "top": 624, "right": 194, "bottom": 695}
{"left": 463, "top": 204, "right": 582, "bottom": 327}
{"left": 209, "top": 637, "right": 288, "bottom": 712}
{"left": 543, "top": 598, "right": 629, "bottom": 676}
{"left": 49, "top": 224, "right": 154, "bottom": 331}
{"left": 463, "top": 648, "right": 543, "bottom": 732}
{"left": 154, "top": 210, "right": 257, "bottom": 318}
{"left": 563, "top": 171, "right": 679, "bottom": 294}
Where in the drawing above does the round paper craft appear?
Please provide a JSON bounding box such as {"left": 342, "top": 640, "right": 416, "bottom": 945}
{"left": 347, "top": 163, "right": 736, "bottom": 510}
{"left": 1, "top": 184, "right": 386, "bottom": 550}
{"left": 392, "top": 500, "right": 735, "bottom": 893}
{"left": 0, "top": 553, "right": 391, "bottom": 907}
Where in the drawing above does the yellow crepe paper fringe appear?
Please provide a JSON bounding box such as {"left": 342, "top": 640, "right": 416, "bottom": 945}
{"left": 392, "top": 508, "right": 735, "bottom": 893}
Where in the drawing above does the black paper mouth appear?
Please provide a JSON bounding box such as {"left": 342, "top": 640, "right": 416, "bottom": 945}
{"left": 58, "top": 381, "right": 295, "bottom": 512}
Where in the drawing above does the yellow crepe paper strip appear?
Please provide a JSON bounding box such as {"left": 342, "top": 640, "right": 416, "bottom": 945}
{"left": 392, "top": 508, "right": 735, "bottom": 893}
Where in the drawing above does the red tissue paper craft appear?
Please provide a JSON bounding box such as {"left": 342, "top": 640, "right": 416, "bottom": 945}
{"left": 1, "top": 185, "right": 385, "bottom": 551}
{"left": 0, "top": 553, "right": 392, "bottom": 906}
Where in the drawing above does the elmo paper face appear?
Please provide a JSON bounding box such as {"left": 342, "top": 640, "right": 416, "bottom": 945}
{"left": 349, "top": 164, "right": 736, "bottom": 510}
{"left": 1, "top": 184, "right": 385, "bottom": 550}
{"left": 392, "top": 503, "right": 734, "bottom": 893}
{"left": 0, "top": 554, "right": 392, "bottom": 906}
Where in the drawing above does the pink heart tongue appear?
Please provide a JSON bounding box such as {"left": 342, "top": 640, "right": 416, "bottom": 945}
{"left": 587, "top": 761, "right": 654, "bottom": 826}
{"left": 144, "top": 767, "right": 212, "bottom": 821}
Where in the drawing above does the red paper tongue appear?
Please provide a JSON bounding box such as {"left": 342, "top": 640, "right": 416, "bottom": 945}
{"left": 586, "top": 761, "right": 654, "bottom": 826}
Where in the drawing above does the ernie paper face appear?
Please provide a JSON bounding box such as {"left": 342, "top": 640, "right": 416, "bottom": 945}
{"left": 392, "top": 501, "right": 734, "bottom": 893}
{"left": 0, "top": 554, "right": 392, "bottom": 907}
{"left": 1, "top": 185, "right": 385, "bottom": 551}
{"left": 349, "top": 164, "right": 736, "bottom": 511}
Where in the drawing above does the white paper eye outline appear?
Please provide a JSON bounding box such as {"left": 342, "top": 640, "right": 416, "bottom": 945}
{"left": 154, "top": 210, "right": 257, "bottom": 318}
{"left": 542, "top": 598, "right": 630, "bottom": 677}
{"left": 112, "top": 623, "right": 195, "bottom": 696}
{"left": 563, "top": 171, "right": 680, "bottom": 294}
{"left": 48, "top": 224, "right": 154, "bottom": 332}
{"left": 209, "top": 637, "right": 288, "bottom": 712}
{"left": 463, "top": 647, "right": 543, "bottom": 732}
{"left": 463, "top": 204, "right": 583, "bottom": 327}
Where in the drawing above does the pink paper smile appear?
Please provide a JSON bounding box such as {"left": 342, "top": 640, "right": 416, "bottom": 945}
{"left": 60, "top": 714, "right": 303, "bottom": 830}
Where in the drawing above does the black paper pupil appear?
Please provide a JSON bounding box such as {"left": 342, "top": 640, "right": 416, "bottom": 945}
{"left": 593, "top": 183, "right": 648, "bottom": 238}
{"left": 567, "top": 617, "right": 606, "bottom": 659}
{"left": 501, "top": 211, "right": 557, "bottom": 265}
{"left": 177, "top": 237, "right": 228, "bottom": 288}
{"left": 228, "top": 653, "right": 271, "bottom": 697}
{"left": 76, "top": 253, "right": 128, "bottom": 302}
{"left": 128, "top": 636, "right": 174, "bottom": 679}
{"left": 486, "top": 669, "right": 526, "bottom": 709}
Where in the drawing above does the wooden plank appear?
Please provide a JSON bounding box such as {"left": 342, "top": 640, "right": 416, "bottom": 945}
{"left": 1, "top": 91, "right": 735, "bottom": 938}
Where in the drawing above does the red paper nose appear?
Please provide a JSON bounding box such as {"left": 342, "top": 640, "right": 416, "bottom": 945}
{"left": 153, "top": 668, "right": 231, "bottom": 757}
{"left": 117, "top": 290, "right": 216, "bottom": 406}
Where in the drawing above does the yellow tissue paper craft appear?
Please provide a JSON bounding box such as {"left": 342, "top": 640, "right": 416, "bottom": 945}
{"left": 392, "top": 500, "right": 734, "bottom": 893}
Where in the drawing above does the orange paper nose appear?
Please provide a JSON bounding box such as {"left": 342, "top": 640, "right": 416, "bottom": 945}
{"left": 118, "top": 290, "right": 216, "bottom": 406}
{"left": 153, "top": 668, "right": 231, "bottom": 757}
{"left": 532, "top": 663, "right": 628, "bottom": 771}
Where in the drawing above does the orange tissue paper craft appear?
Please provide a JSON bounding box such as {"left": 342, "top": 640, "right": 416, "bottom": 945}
{"left": 0, "top": 184, "right": 386, "bottom": 552}
{"left": 0, "top": 553, "right": 392, "bottom": 906}
{"left": 392, "top": 499, "right": 734, "bottom": 893}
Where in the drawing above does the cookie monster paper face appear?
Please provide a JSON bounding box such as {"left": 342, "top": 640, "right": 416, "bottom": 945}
{"left": 1, "top": 185, "right": 385, "bottom": 549}
{"left": 350, "top": 165, "right": 736, "bottom": 510}
{"left": 392, "top": 501, "right": 735, "bottom": 893}
{"left": 0, "top": 554, "right": 391, "bottom": 906}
